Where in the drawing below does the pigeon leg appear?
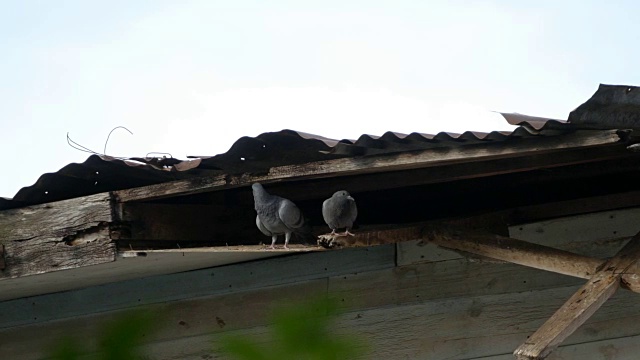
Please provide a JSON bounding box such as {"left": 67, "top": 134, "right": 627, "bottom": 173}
{"left": 342, "top": 229, "right": 355, "bottom": 236}
{"left": 269, "top": 235, "right": 277, "bottom": 250}
{"left": 284, "top": 232, "right": 291, "bottom": 250}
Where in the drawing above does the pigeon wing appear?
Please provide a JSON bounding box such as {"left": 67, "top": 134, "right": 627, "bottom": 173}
{"left": 278, "top": 199, "right": 304, "bottom": 230}
{"left": 322, "top": 198, "right": 332, "bottom": 227}
{"left": 348, "top": 198, "right": 358, "bottom": 225}
{"left": 256, "top": 215, "right": 272, "bottom": 236}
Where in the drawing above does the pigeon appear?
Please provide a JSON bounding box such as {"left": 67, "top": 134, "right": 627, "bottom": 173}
{"left": 252, "top": 182, "right": 305, "bottom": 249}
{"left": 322, "top": 190, "right": 357, "bottom": 236}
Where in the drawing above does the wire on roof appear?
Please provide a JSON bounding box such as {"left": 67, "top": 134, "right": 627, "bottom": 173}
{"left": 104, "top": 126, "right": 133, "bottom": 156}
{"left": 66, "top": 132, "right": 100, "bottom": 155}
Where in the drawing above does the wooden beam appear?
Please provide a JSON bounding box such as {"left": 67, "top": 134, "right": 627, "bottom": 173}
{"left": 514, "top": 231, "right": 640, "bottom": 360}
{"left": 0, "top": 245, "right": 395, "bottom": 325}
{"left": 273, "top": 144, "right": 631, "bottom": 202}
{"left": 322, "top": 225, "right": 640, "bottom": 293}
{"left": 423, "top": 229, "right": 602, "bottom": 279}
{"left": 318, "top": 226, "right": 424, "bottom": 248}
{"left": 423, "top": 229, "right": 640, "bottom": 293}
{"left": 113, "top": 130, "right": 621, "bottom": 203}
{"left": 0, "top": 193, "right": 116, "bottom": 278}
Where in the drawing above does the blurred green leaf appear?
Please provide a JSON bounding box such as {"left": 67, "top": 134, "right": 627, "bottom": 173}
{"left": 49, "top": 337, "right": 82, "bottom": 360}
{"left": 97, "top": 311, "right": 157, "bottom": 360}
{"left": 47, "top": 310, "right": 160, "bottom": 360}
{"left": 222, "top": 297, "right": 366, "bottom": 360}
{"left": 221, "top": 338, "right": 270, "bottom": 360}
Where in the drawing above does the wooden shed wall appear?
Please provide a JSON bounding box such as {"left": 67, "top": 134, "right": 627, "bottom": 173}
{"left": 1, "top": 208, "right": 640, "bottom": 359}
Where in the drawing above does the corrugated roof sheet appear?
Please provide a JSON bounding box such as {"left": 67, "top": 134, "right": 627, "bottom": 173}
{"left": 12, "top": 83, "right": 640, "bottom": 211}
{"left": 568, "top": 84, "right": 640, "bottom": 129}
{"left": 501, "top": 113, "right": 571, "bottom": 131}
{"left": 0, "top": 117, "right": 572, "bottom": 210}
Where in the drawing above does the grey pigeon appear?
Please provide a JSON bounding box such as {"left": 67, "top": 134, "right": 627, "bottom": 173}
{"left": 252, "top": 183, "right": 305, "bottom": 249}
{"left": 322, "top": 190, "right": 357, "bottom": 236}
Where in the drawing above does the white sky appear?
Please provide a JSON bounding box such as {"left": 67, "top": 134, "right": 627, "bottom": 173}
{"left": 1, "top": 0, "right": 639, "bottom": 198}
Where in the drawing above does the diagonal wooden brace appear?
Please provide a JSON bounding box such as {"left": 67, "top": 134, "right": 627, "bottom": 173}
{"left": 422, "top": 228, "right": 640, "bottom": 360}
{"left": 513, "top": 231, "right": 640, "bottom": 359}
{"left": 423, "top": 229, "right": 640, "bottom": 293}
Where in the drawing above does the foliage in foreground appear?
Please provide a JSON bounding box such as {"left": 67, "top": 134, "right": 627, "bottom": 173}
{"left": 47, "top": 298, "right": 365, "bottom": 360}
{"left": 49, "top": 311, "right": 157, "bottom": 360}
{"left": 221, "top": 298, "right": 365, "bottom": 360}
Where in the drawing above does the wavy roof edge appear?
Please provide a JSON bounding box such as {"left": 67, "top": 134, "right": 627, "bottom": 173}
{"left": 500, "top": 112, "right": 570, "bottom": 130}
{"left": 0, "top": 115, "right": 570, "bottom": 209}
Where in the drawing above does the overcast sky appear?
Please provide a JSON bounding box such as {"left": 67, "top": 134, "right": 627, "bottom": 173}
{"left": 1, "top": 1, "right": 639, "bottom": 198}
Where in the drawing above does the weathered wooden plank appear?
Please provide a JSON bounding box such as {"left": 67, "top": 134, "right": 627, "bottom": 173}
{"left": 0, "top": 249, "right": 297, "bottom": 302}
{"left": 509, "top": 207, "right": 640, "bottom": 257}
{"left": 548, "top": 334, "right": 640, "bottom": 360}
{"left": 397, "top": 240, "right": 463, "bottom": 265}
{"left": 335, "top": 286, "right": 640, "bottom": 360}
{"left": 0, "top": 245, "right": 394, "bottom": 329}
{"left": 0, "top": 280, "right": 326, "bottom": 360}
{"left": 516, "top": 273, "right": 619, "bottom": 360}
{"left": 321, "top": 218, "right": 640, "bottom": 292}
{"left": 429, "top": 229, "right": 602, "bottom": 278}
{"left": 474, "top": 333, "right": 640, "bottom": 359}
{"left": 138, "top": 326, "right": 272, "bottom": 360}
{"left": 5, "top": 280, "right": 640, "bottom": 360}
{"left": 397, "top": 205, "right": 640, "bottom": 265}
{"left": 318, "top": 226, "right": 423, "bottom": 248}
{"left": 514, "top": 232, "right": 640, "bottom": 360}
{"left": 114, "top": 130, "right": 622, "bottom": 202}
{"left": 0, "top": 193, "right": 112, "bottom": 241}
{"left": 0, "top": 193, "right": 116, "bottom": 278}
{"left": 425, "top": 230, "right": 640, "bottom": 293}
{"left": 506, "top": 190, "right": 640, "bottom": 226}
{"left": 329, "top": 258, "right": 586, "bottom": 311}
{"left": 140, "top": 288, "right": 640, "bottom": 360}
{"left": 282, "top": 144, "right": 632, "bottom": 202}
{"left": 22, "top": 257, "right": 593, "bottom": 348}
{"left": 4, "top": 272, "right": 640, "bottom": 360}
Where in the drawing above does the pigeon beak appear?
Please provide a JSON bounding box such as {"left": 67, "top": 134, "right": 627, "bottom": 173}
{"left": 347, "top": 196, "right": 354, "bottom": 201}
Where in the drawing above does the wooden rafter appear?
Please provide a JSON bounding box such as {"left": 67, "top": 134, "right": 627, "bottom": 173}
{"left": 514, "top": 231, "right": 640, "bottom": 359}
{"left": 113, "top": 130, "right": 622, "bottom": 203}
{"left": 421, "top": 228, "right": 640, "bottom": 359}
{"left": 422, "top": 229, "right": 640, "bottom": 293}
{"left": 324, "top": 226, "right": 640, "bottom": 359}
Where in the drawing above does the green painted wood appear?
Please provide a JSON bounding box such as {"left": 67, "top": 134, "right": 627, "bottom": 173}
{"left": 509, "top": 207, "right": 640, "bottom": 258}
{"left": 0, "top": 245, "right": 395, "bottom": 330}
